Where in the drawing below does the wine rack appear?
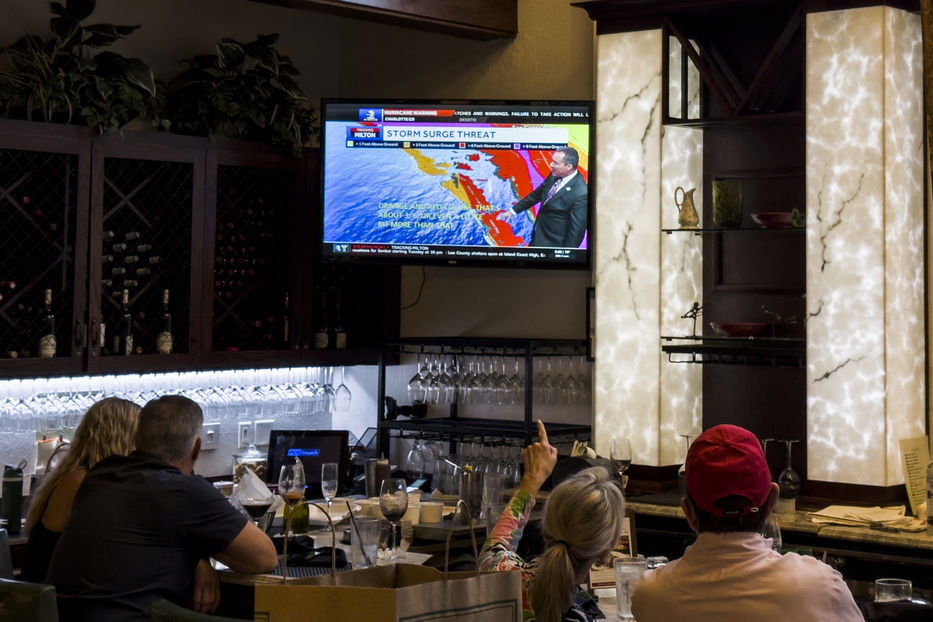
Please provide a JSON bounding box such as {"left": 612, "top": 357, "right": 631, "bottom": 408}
{"left": 0, "top": 141, "right": 83, "bottom": 364}
{"left": 99, "top": 157, "right": 193, "bottom": 355}
{"left": 211, "top": 163, "right": 295, "bottom": 352}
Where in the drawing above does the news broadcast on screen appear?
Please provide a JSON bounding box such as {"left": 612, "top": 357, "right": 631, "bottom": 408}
{"left": 320, "top": 100, "right": 594, "bottom": 269}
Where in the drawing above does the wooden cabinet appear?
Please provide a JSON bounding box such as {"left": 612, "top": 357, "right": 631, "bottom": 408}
{"left": 0, "top": 119, "right": 399, "bottom": 378}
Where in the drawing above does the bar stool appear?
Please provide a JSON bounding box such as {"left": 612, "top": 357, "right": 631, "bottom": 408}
{"left": 0, "top": 578, "right": 58, "bottom": 622}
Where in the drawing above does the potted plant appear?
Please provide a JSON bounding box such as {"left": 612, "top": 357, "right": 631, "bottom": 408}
{"left": 167, "top": 33, "right": 318, "bottom": 156}
{"left": 0, "top": 0, "right": 163, "bottom": 133}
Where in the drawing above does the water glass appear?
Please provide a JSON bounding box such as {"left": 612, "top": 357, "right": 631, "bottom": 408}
{"left": 613, "top": 555, "right": 647, "bottom": 621}
{"left": 874, "top": 578, "right": 912, "bottom": 602}
{"left": 350, "top": 516, "right": 381, "bottom": 568}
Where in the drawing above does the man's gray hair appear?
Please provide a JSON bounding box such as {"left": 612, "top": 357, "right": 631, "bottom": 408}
{"left": 136, "top": 395, "right": 203, "bottom": 463}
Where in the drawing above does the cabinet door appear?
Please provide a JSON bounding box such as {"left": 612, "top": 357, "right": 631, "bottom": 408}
{"left": 0, "top": 120, "right": 90, "bottom": 378}
{"left": 87, "top": 133, "right": 204, "bottom": 373}
{"left": 201, "top": 143, "right": 303, "bottom": 367}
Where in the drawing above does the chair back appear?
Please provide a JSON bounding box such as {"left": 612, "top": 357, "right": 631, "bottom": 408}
{"left": 0, "top": 577, "right": 58, "bottom": 622}
{"left": 150, "top": 598, "right": 244, "bottom": 621}
{"left": 0, "top": 529, "right": 12, "bottom": 579}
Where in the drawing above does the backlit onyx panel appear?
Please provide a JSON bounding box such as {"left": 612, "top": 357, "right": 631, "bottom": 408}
{"left": 100, "top": 158, "right": 192, "bottom": 354}
{"left": 212, "top": 165, "right": 294, "bottom": 352}
{"left": 0, "top": 149, "right": 77, "bottom": 358}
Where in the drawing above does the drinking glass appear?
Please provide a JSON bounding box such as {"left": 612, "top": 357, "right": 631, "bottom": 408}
{"left": 609, "top": 437, "right": 633, "bottom": 482}
{"left": 405, "top": 440, "right": 425, "bottom": 483}
{"left": 335, "top": 367, "right": 352, "bottom": 412}
{"left": 321, "top": 462, "right": 339, "bottom": 512}
{"left": 379, "top": 478, "right": 409, "bottom": 561}
{"left": 614, "top": 555, "right": 647, "bottom": 621}
{"left": 874, "top": 578, "right": 912, "bottom": 602}
{"left": 762, "top": 516, "right": 782, "bottom": 552}
{"left": 278, "top": 457, "right": 306, "bottom": 579}
{"left": 777, "top": 439, "right": 801, "bottom": 499}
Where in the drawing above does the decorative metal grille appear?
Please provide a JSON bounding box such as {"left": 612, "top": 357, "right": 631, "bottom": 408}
{"left": 0, "top": 148, "right": 77, "bottom": 359}
{"left": 212, "top": 164, "right": 295, "bottom": 352}
{"left": 100, "top": 157, "right": 192, "bottom": 355}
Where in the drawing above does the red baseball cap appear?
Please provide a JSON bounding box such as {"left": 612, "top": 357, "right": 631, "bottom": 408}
{"left": 686, "top": 424, "right": 772, "bottom": 516}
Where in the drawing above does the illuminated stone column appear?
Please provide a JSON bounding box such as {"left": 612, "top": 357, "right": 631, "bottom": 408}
{"left": 594, "top": 30, "right": 702, "bottom": 465}
{"left": 806, "top": 7, "right": 924, "bottom": 486}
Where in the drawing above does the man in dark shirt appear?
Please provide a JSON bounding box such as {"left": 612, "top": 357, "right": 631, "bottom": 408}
{"left": 47, "top": 395, "right": 277, "bottom": 621}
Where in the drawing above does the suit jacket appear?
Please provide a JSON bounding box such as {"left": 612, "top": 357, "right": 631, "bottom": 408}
{"left": 512, "top": 172, "right": 588, "bottom": 247}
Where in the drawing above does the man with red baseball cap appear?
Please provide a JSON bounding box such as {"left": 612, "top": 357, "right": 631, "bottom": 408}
{"left": 631, "top": 424, "right": 862, "bottom": 621}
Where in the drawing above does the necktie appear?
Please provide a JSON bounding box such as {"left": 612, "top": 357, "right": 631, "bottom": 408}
{"left": 544, "top": 178, "right": 562, "bottom": 203}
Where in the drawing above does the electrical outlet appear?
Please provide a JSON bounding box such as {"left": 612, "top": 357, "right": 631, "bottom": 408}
{"left": 201, "top": 423, "right": 221, "bottom": 451}
{"left": 237, "top": 421, "right": 252, "bottom": 448}
{"left": 254, "top": 420, "right": 275, "bottom": 446}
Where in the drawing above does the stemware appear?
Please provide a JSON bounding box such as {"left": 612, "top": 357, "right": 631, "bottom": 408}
{"left": 609, "top": 437, "right": 633, "bottom": 482}
{"left": 777, "top": 440, "right": 801, "bottom": 499}
{"left": 335, "top": 366, "right": 352, "bottom": 412}
{"left": 405, "top": 439, "right": 425, "bottom": 483}
{"left": 762, "top": 516, "right": 782, "bottom": 552}
{"left": 379, "top": 478, "right": 409, "bottom": 561}
{"left": 321, "top": 462, "right": 339, "bottom": 512}
{"left": 677, "top": 433, "right": 698, "bottom": 481}
{"left": 278, "top": 457, "right": 306, "bottom": 579}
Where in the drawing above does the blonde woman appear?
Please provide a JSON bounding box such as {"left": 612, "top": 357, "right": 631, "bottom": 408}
{"left": 22, "top": 397, "right": 140, "bottom": 582}
{"left": 479, "top": 421, "right": 626, "bottom": 622}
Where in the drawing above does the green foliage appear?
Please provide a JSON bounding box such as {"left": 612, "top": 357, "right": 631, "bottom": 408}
{"left": 167, "top": 34, "right": 318, "bottom": 155}
{"left": 0, "top": 0, "right": 163, "bottom": 132}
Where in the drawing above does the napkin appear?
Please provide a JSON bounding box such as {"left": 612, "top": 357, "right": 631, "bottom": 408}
{"left": 234, "top": 467, "right": 282, "bottom": 513}
{"left": 809, "top": 504, "right": 926, "bottom": 532}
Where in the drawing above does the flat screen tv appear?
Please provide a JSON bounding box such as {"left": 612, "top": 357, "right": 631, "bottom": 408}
{"left": 319, "top": 99, "right": 594, "bottom": 269}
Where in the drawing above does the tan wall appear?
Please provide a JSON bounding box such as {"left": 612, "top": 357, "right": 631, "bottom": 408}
{"left": 2, "top": 0, "right": 596, "bottom": 339}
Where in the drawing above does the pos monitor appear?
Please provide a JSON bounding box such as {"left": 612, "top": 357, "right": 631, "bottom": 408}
{"left": 265, "top": 430, "right": 350, "bottom": 496}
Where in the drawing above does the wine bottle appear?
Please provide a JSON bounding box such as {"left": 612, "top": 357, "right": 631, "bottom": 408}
{"left": 124, "top": 255, "right": 140, "bottom": 264}
{"left": 148, "top": 256, "right": 162, "bottom": 265}
{"left": 101, "top": 254, "right": 114, "bottom": 264}
{"left": 333, "top": 291, "right": 347, "bottom": 349}
{"left": 124, "top": 231, "right": 141, "bottom": 241}
{"left": 112, "top": 242, "right": 128, "bottom": 253}
{"left": 135, "top": 267, "right": 152, "bottom": 276}
{"left": 136, "top": 244, "right": 152, "bottom": 253}
{"left": 314, "top": 291, "right": 330, "bottom": 349}
{"left": 157, "top": 289, "right": 173, "bottom": 355}
{"left": 111, "top": 267, "right": 127, "bottom": 276}
{"left": 113, "top": 289, "right": 133, "bottom": 356}
{"left": 38, "top": 289, "right": 56, "bottom": 358}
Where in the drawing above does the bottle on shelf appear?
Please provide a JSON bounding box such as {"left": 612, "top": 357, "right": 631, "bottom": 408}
{"left": 102, "top": 230, "right": 115, "bottom": 241}
{"left": 157, "top": 289, "right": 172, "bottom": 355}
{"left": 112, "top": 242, "right": 128, "bottom": 253}
{"left": 124, "top": 255, "right": 140, "bottom": 264}
{"left": 148, "top": 256, "right": 161, "bottom": 265}
{"left": 113, "top": 289, "right": 133, "bottom": 356}
{"left": 333, "top": 291, "right": 347, "bottom": 349}
{"left": 124, "top": 231, "right": 141, "bottom": 241}
{"left": 111, "top": 267, "right": 127, "bottom": 276}
{"left": 101, "top": 254, "right": 114, "bottom": 264}
{"left": 38, "top": 288, "right": 56, "bottom": 358}
{"left": 136, "top": 244, "right": 152, "bottom": 253}
{"left": 314, "top": 291, "right": 330, "bottom": 349}
{"left": 135, "top": 267, "right": 152, "bottom": 277}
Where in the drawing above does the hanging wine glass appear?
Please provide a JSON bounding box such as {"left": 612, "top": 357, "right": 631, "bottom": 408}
{"left": 677, "top": 433, "right": 698, "bottom": 481}
{"left": 335, "top": 366, "right": 352, "bottom": 412}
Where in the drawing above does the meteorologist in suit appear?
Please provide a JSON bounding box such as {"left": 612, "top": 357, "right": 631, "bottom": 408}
{"left": 504, "top": 146, "right": 588, "bottom": 248}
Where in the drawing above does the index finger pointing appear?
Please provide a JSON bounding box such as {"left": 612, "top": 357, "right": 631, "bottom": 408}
{"left": 536, "top": 419, "right": 549, "bottom": 445}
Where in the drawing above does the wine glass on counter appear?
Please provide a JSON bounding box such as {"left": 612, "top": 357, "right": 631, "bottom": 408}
{"left": 379, "top": 478, "right": 409, "bottom": 562}
{"left": 321, "top": 462, "right": 339, "bottom": 513}
{"left": 610, "top": 437, "right": 633, "bottom": 484}
{"left": 278, "top": 457, "right": 306, "bottom": 579}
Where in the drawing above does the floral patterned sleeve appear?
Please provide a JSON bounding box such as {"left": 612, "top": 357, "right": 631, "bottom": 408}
{"left": 478, "top": 489, "right": 535, "bottom": 572}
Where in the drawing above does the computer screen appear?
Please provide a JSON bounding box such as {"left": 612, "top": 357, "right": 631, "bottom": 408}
{"left": 265, "top": 430, "right": 350, "bottom": 491}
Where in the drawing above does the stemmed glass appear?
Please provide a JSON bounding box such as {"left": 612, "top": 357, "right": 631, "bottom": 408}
{"left": 321, "top": 462, "right": 339, "bottom": 513}
{"left": 278, "top": 458, "right": 306, "bottom": 580}
{"left": 609, "top": 437, "right": 633, "bottom": 483}
{"left": 677, "top": 433, "right": 698, "bottom": 481}
{"left": 335, "top": 367, "right": 352, "bottom": 412}
{"left": 777, "top": 440, "right": 801, "bottom": 500}
{"left": 379, "top": 478, "right": 409, "bottom": 562}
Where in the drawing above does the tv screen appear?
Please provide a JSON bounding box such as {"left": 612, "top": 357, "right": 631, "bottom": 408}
{"left": 319, "top": 99, "right": 594, "bottom": 268}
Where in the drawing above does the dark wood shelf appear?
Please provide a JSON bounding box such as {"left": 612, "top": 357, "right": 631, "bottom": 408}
{"left": 661, "top": 335, "right": 805, "bottom": 367}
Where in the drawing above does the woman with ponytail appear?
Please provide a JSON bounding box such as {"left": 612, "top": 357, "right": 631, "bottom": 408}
{"left": 479, "top": 420, "right": 625, "bottom": 622}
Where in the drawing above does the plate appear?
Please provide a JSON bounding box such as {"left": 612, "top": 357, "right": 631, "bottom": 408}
{"left": 750, "top": 212, "right": 795, "bottom": 228}
{"left": 709, "top": 321, "right": 769, "bottom": 338}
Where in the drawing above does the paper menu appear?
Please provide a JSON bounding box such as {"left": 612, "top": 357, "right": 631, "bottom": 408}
{"left": 899, "top": 436, "right": 930, "bottom": 517}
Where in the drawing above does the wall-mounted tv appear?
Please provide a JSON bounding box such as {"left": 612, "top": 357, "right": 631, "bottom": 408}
{"left": 319, "top": 99, "right": 594, "bottom": 269}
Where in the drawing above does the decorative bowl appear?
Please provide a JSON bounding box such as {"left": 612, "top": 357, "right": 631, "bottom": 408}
{"left": 709, "top": 321, "right": 769, "bottom": 338}
{"left": 750, "top": 212, "right": 795, "bottom": 228}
